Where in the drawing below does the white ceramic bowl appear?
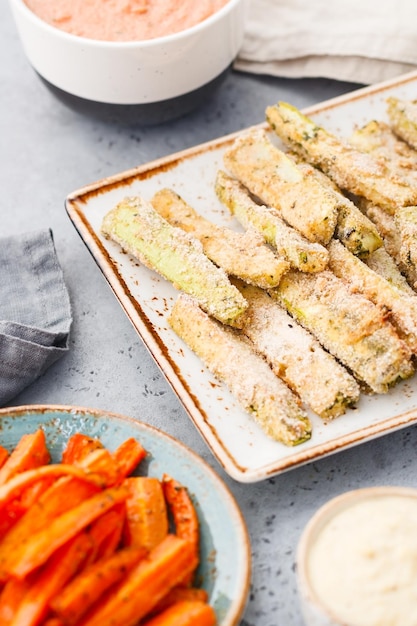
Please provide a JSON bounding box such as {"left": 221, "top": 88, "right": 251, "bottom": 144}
{"left": 8, "top": 0, "right": 247, "bottom": 122}
{"left": 297, "top": 486, "right": 417, "bottom": 626}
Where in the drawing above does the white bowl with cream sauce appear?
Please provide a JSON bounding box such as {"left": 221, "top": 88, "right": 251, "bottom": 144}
{"left": 297, "top": 486, "right": 417, "bottom": 626}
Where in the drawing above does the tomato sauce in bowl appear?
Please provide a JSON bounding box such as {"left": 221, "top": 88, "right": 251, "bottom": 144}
{"left": 23, "top": 0, "right": 231, "bottom": 42}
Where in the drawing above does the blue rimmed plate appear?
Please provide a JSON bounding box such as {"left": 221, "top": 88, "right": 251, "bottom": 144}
{"left": 0, "top": 404, "right": 251, "bottom": 626}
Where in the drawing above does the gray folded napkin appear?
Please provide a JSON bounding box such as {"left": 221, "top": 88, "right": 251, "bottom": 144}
{"left": 235, "top": 0, "right": 417, "bottom": 84}
{"left": 0, "top": 229, "right": 72, "bottom": 406}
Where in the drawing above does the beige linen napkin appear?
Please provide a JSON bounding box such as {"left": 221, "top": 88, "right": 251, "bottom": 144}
{"left": 235, "top": 0, "right": 417, "bottom": 84}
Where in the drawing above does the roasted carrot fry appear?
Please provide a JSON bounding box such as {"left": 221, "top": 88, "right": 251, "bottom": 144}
{"left": 10, "top": 532, "right": 91, "bottom": 626}
{"left": 0, "top": 447, "right": 9, "bottom": 470}
{"left": 0, "top": 476, "right": 100, "bottom": 582}
{"left": 123, "top": 477, "right": 169, "bottom": 550}
{"left": 19, "top": 475, "right": 56, "bottom": 508}
{"left": 0, "top": 576, "right": 30, "bottom": 625}
{"left": 77, "top": 448, "right": 120, "bottom": 488}
{"left": 78, "top": 535, "right": 198, "bottom": 626}
{"left": 0, "top": 477, "right": 55, "bottom": 537}
{"left": 141, "top": 600, "right": 217, "bottom": 626}
{"left": 150, "top": 586, "right": 209, "bottom": 616}
{"left": 50, "top": 546, "right": 147, "bottom": 625}
{"left": 0, "top": 464, "right": 102, "bottom": 512}
{"left": 0, "top": 442, "right": 122, "bottom": 579}
{"left": 0, "top": 430, "right": 50, "bottom": 486}
{"left": 0, "top": 434, "right": 208, "bottom": 626}
{"left": 0, "top": 500, "right": 26, "bottom": 537}
{"left": 162, "top": 474, "right": 199, "bottom": 585}
{"left": 112, "top": 438, "right": 147, "bottom": 480}
{"left": 62, "top": 434, "right": 104, "bottom": 464}
{"left": 8, "top": 485, "right": 129, "bottom": 580}
{"left": 86, "top": 505, "right": 125, "bottom": 562}
{"left": 43, "top": 619, "right": 65, "bottom": 626}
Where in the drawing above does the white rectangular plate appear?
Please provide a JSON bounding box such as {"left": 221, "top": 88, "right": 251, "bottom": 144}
{"left": 66, "top": 70, "right": 417, "bottom": 483}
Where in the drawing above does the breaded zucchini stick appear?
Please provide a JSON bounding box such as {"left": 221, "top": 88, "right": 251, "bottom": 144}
{"left": 328, "top": 239, "right": 417, "bottom": 353}
{"left": 365, "top": 247, "right": 416, "bottom": 297}
{"left": 169, "top": 294, "right": 312, "bottom": 446}
{"left": 387, "top": 97, "right": 417, "bottom": 150}
{"left": 222, "top": 128, "right": 339, "bottom": 244}
{"left": 236, "top": 281, "right": 360, "bottom": 420}
{"left": 296, "top": 161, "right": 383, "bottom": 257}
{"left": 215, "top": 170, "right": 329, "bottom": 272}
{"left": 395, "top": 205, "right": 417, "bottom": 280}
{"left": 349, "top": 119, "right": 417, "bottom": 187}
{"left": 266, "top": 101, "right": 417, "bottom": 214}
{"left": 150, "top": 187, "right": 289, "bottom": 289}
{"left": 364, "top": 202, "right": 417, "bottom": 290}
{"left": 270, "top": 269, "right": 414, "bottom": 393}
{"left": 101, "top": 196, "right": 248, "bottom": 327}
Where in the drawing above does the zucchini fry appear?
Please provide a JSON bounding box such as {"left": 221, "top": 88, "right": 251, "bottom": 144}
{"left": 364, "top": 202, "right": 417, "bottom": 290}
{"left": 236, "top": 281, "right": 360, "bottom": 420}
{"left": 365, "top": 247, "right": 416, "bottom": 296}
{"left": 349, "top": 119, "right": 417, "bottom": 186}
{"left": 395, "top": 205, "right": 417, "bottom": 278}
{"left": 150, "top": 187, "right": 289, "bottom": 289}
{"left": 215, "top": 170, "right": 329, "bottom": 272}
{"left": 169, "top": 294, "right": 312, "bottom": 446}
{"left": 387, "top": 97, "right": 417, "bottom": 150}
{"left": 328, "top": 239, "right": 417, "bottom": 353}
{"left": 101, "top": 196, "right": 247, "bottom": 328}
{"left": 266, "top": 101, "right": 417, "bottom": 213}
{"left": 270, "top": 269, "right": 414, "bottom": 393}
{"left": 222, "top": 128, "right": 339, "bottom": 244}
{"left": 296, "top": 161, "right": 383, "bottom": 256}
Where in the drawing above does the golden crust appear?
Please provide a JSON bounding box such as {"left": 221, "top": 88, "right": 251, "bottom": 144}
{"left": 169, "top": 294, "right": 312, "bottom": 445}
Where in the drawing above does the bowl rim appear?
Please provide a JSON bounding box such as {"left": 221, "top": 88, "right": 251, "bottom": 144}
{"left": 0, "top": 403, "right": 252, "bottom": 626}
{"left": 10, "top": 0, "right": 245, "bottom": 47}
{"left": 297, "top": 485, "right": 417, "bottom": 623}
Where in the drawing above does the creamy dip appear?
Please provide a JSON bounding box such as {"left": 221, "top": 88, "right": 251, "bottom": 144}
{"left": 24, "top": 0, "right": 231, "bottom": 42}
{"left": 307, "top": 494, "right": 417, "bottom": 626}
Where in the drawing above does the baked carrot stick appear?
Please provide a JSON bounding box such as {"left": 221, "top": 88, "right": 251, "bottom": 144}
{"left": 0, "top": 475, "right": 58, "bottom": 536}
{"left": 8, "top": 485, "right": 129, "bottom": 580}
{"left": 0, "top": 576, "right": 30, "bottom": 624}
{"left": 162, "top": 474, "right": 199, "bottom": 585}
{"left": 78, "top": 534, "right": 198, "bottom": 626}
{"left": 0, "top": 464, "right": 102, "bottom": 511}
{"left": 161, "top": 475, "right": 199, "bottom": 547}
{"left": 0, "top": 477, "right": 55, "bottom": 538}
{"left": 112, "top": 438, "right": 147, "bottom": 480}
{"left": 0, "top": 476, "right": 100, "bottom": 581}
{"left": 123, "top": 477, "right": 168, "bottom": 550}
{"left": 141, "top": 600, "right": 217, "bottom": 626}
{"left": 0, "top": 443, "right": 117, "bottom": 578}
{"left": 0, "top": 447, "right": 9, "bottom": 470}
{"left": 10, "top": 532, "right": 91, "bottom": 626}
{"left": 0, "top": 430, "right": 50, "bottom": 486}
{"left": 77, "top": 448, "right": 119, "bottom": 488}
{"left": 42, "top": 619, "right": 65, "bottom": 626}
{"left": 62, "top": 434, "right": 104, "bottom": 464}
{"left": 0, "top": 500, "right": 26, "bottom": 538}
{"left": 50, "top": 546, "right": 147, "bottom": 625}
{"left": 19, "top": 475, "right": 55, "bottom": 508}
{"left": 150, "top": 586, "right": 209, "bottom": 616}
{"left": 86, "top": 505, "right": 125, "bottom": 563}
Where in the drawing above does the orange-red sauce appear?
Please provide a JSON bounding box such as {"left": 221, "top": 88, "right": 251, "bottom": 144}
{"left": 24, "top": 0, "right": 231, "bottom": 41}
